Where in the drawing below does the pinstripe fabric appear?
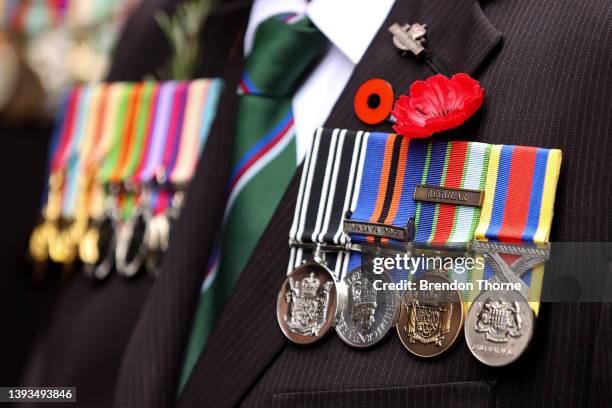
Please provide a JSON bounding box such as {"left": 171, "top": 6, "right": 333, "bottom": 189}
{"left": 15, "top": 2, "right": 252, "bottom": 408}
{"left": 270, "top": 382, "right": 492, "bottom": 408}
{"left": 113, "top": 61, "right": 246, "bottom": 408}
{"left": 593, "top": 301, "right": 612, "bottom": 405}
{"left": 174, "top": 0, "right": 503, "bottom": 405}
{"left": 117, "top": 0, "right": 611, "bottom": 407}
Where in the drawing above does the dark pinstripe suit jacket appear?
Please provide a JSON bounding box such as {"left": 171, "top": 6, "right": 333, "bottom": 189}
{"left": 16, "top": 1, "right": 248, "bottom": 407}
{"left": 20, "top": 0, "right": 612, "bottom": 407}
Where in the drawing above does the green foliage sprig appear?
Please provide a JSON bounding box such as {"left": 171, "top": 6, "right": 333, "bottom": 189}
{"left": 155, "top": 0, "right": 217, "bottom": 80}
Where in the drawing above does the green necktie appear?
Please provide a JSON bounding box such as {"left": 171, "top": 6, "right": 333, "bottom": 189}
{"left": 179, "top": 14, "right": 327, "bottom": 389}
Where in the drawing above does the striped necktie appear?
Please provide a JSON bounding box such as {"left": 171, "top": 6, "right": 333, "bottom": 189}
{"left": 179, "top": 13, "right": 327, "bottom": 388}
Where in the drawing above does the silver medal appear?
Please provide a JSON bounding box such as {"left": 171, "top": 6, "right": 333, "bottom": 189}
{"left": 465, "top": 241, "right": 548, "bottom": 366}
{"left": 465, "top": 289, "right": 534, "bottom": 367}
{"left": 144, "top": 213, "right": 170, "bottom": 277}
{"left": 277, "top": 261, "right": 338, "bottom": 344}
{"left": 335, "top": 268, "right": 399, "bottom": 348}
{"left": 115, "top": 208, "right": 150, "bottom": 278}
{"left": 82, "top": 212, "right": 116, "bottom": 281}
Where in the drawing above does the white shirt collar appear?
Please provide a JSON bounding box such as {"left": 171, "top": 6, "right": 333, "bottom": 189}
{"left": 244, "top": 0, "right": 395, "bottom": 64}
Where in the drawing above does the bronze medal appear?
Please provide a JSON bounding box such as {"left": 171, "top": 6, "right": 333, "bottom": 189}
{"left": 79, "top": 224, "right": 100, "bottom": 265}
{"left": 397, "top": 274, "right": 464, "bottom": 357}
{"left": 49, "top": 218, "right": 77, "bottom": 264}
{"left": 31, "top": 172, "right": 63, "bottom": 264}
{"left": 29, "top": 221, "right": 52, "bottom": 263}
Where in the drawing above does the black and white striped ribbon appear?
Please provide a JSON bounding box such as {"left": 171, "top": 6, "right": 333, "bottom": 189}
{"left": 288, "top": 128, "right": 369, "bottom": 280}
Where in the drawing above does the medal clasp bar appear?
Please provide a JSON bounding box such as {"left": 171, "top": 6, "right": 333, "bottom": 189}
{"left": 288, "top": 239, "right": 351, "bottom": 254}
{"left": 341, "top": 212, "right": 415, "bottom": 256}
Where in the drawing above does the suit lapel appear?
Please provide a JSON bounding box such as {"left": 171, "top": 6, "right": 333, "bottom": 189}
{"left": 178, "top": 0, "right": 501, "bottom": 407}
{"left": 176, "top": 1, "right": 501, "bottom": 407}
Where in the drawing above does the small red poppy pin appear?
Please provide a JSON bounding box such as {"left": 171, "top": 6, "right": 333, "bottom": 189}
{"left": 391, "top": 73, "right": 484, "bottom": 138}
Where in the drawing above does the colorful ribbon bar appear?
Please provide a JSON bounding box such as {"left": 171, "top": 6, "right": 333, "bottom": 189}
{"left": 288, "top": 128, "right": 562, "bottom": 302}
{"left": 476, "top": 145, "right": 562, "bottom": 243}
{"left": 29, "top": 78, "right": 224, "bottom": 278}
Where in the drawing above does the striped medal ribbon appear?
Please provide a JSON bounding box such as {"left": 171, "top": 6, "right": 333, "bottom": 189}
{"left": 170, "top": 78, "right": 223, "bottom": 186}
{"left": 60, "top": 84, "right": 111, "bottom": 270}
{"left": 288, "top": 128, "right": 370, "bottom": 278}
{"left": 114, "top": 82, "right": 158, "bottom": 277}
{"left": 114, "top": 81, "right": 188, "bottom": 278}
{"left": 50, "top": 84, "right": 95, "bottom": 266}
{"left": 281, "top": 127, "right": 562, "bottom": 355}
{"left": 95, "top": 81, "right": 181, "bottom": 279}
{"left": 467, "top": 145, "right": 563, "bottom": 310}
{"left": 344, "top": 136, "right": 490, "bottom": 278}
{"left": 342, "top": 135, "right": 490, "bottom": 348}
{"left": 30, "top": 79, "right": 222, "bottom": 279}
{"left": 382, "top": 140, "right": 490, "bottom": 357}
{"left": 398, "top": 141, "right": 492, "bottom": 306}
{"left": 113, "top": 79, "right": 223, "bottom": 278}
{"left": 465, "top": 144, "right": 561, "bottom": 366}
{"left": 77, "top": 83, "right": 111, "bottom": 269}
{"left": 28, "top": 88, "right": 75, "bottom": 267}
{"left": 145, "top": 79, "right": 222, "bottom": 277}
{"left": 82, "top": 82, "right": 136, "bottom": 279}
{"left": 79, "top": 83, "right": 128, "bottom": 278}
{"left": 282, "top": 129, "right": 491, "bottom": 346}
{"left": 280, "top": 128, "right": 371, "bottom": 344}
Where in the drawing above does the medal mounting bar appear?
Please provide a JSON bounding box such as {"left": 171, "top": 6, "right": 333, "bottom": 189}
{"left": 340, "top": 210, "right": 415, "bottom": 255}
{"left": 470, "top": 241, "right": 550, "bottom": 301}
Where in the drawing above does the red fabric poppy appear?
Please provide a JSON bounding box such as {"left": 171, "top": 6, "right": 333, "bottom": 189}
{"left": 392, "top": 73, "right": 484, "bottom": 138}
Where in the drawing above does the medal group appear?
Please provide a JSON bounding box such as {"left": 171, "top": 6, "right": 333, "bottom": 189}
{"left": 277, "top": 128, "right": 561, "bottom": 367}
{"left": 29, "top": 79, "right": 222, "bottom": 280}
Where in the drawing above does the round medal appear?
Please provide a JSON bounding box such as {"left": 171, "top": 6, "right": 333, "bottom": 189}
{"left": 397, "top": 274, "right": 464, "bottom": 358}
{"left": 277, "top": 262, "right": 338, "bottom": 344}
{"left": 49, "top": 220, "right": 78, "bottom": 264}
{"left": 336, "top": 268, "right": 399, "bottom": 348}
{"left": 29, "top": 222, "right": 51, "bottom": 263}
{"left": 464, "top": 289, "right": 534, "bottom": 367}
{"left": 145, "top": 213, "right": 170, "bottom": 277}
{"left": 79, "top": 225, "right": 100, "bottom": 265}
{"left": 82, "top": 214, "right": 116, "bottom": 280}
{"left": 115, "top": 210, "right": 149, "bottom": 278}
